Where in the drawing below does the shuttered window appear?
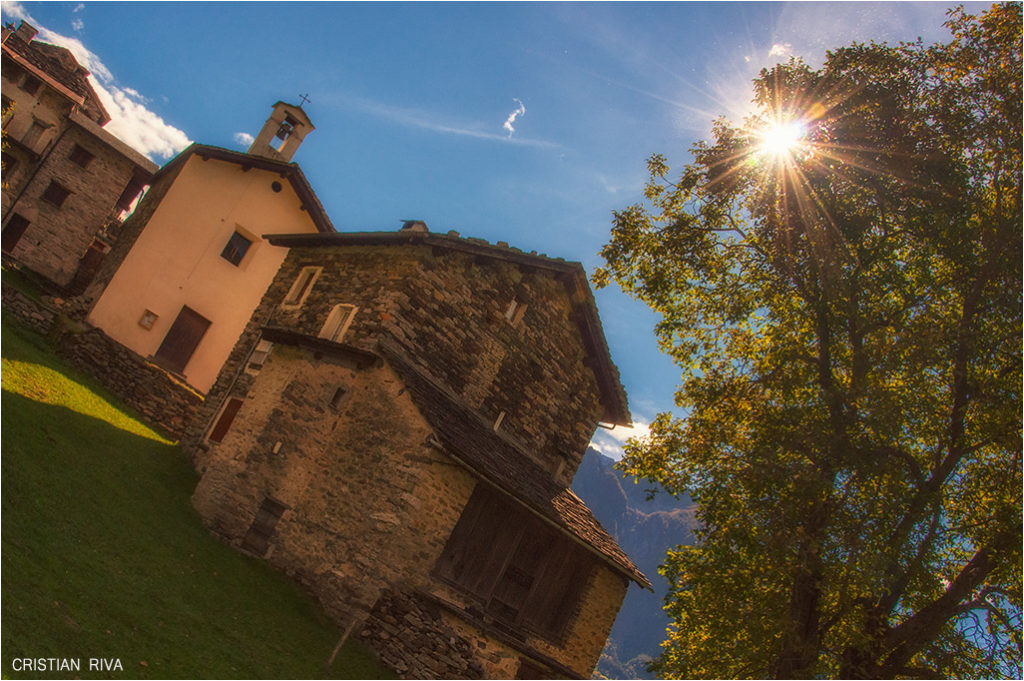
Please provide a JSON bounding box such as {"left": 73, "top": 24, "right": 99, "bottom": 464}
{"left": 208, "top": 397, "right": 243, "bottom": 443}
{"left": 434, "top": 484, "right": 592, "bottom": 641}
{"left": 242, "top": 497, "right": 287, "bottom": 556}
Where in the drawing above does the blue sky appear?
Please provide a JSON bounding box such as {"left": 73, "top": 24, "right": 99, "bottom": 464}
{"left": 2, "top": 1, "right": 985, "bottom": 457}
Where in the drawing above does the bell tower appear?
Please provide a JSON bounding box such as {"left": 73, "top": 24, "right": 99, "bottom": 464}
{"left": 248, "top": 101, "right": 314, "bottom": 163}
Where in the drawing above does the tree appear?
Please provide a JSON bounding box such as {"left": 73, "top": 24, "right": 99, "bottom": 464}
{"left": 595, "top": 5, "right": 1021, "bottom": 678}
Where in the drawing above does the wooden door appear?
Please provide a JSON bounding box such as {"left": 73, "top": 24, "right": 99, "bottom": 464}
{"left": 154, "top": 306, "right": 210, "bottom": 373}
{"left": 67, "top": 239, "right": 108, "bottom": 294}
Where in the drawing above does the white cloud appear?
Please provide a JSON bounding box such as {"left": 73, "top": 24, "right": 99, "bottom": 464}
{"left": 588, "top": 417, "right": 652, "bottom": 460}
{"left": 334, "top": 92, "right": 560, "bottom": 149}
{"left": 1, "top": 0, "right": 190, "bottom": 160}
{"left": 71, "top": 3, "right": 84, "bottom": 31}
{"left": 233, "top": 132, "right": 255, "bottom": 147}
{"left": 768, "top": 43, "right": 792, "bottom": 57}
{"left": 502, "top": 98, "right": 526, "bottom": 137}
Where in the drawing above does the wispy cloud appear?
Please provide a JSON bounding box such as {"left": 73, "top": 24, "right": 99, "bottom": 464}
{"left": 70, "top": 2, "right": 83, "bottom": 31}
{"left": 768, "top": 43, "right": 792, "bottom": 57}
{"left": 1, "top": 1, "right": 190, "bottom": 160}
{"left": 334, "top": 93, "right": 560, "bottom": 150}
{"left": 233, "top": 132, "right": 255, "bottom": 148}
{"left": 502, "top": 98, "right": 526, "bottom": 137}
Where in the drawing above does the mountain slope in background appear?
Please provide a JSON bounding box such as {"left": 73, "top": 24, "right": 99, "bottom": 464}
{"left": 572, "top": 448, "right": 697, "bottom": 679}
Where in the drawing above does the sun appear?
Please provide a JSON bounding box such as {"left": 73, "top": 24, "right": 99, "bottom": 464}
{"left": 759, "top": 120, "right": 806, "bottom": 158}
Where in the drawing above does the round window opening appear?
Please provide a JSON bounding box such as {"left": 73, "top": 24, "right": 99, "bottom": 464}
{"left": 271, "top": 181, "right": 283, "bottom": 193}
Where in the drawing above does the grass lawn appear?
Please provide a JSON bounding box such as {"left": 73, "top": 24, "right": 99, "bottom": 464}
{"left": 1, "top": 316, "right": 396, "bottom": 679}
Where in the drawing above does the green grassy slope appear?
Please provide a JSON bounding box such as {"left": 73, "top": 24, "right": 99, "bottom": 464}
{"left": 1, "top": 318, "right": 395, "bottom": 679}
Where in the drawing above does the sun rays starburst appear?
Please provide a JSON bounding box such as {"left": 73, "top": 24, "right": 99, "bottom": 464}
{"left": 759, "top": 120, "right": 807, "bottom": 158}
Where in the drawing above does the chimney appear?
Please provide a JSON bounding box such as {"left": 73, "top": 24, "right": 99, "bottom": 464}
{"left": 400, "top": 220, "right": 428, "bottom": 233}
{"left": 15, "top": 20, "right": 38, "bottom": 43}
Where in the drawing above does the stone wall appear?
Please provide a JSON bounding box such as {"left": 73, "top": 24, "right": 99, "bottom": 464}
{"left": 1, "top": 286, "right": 56, "bottom": 335}
{"left": 190, "top": 344, "right": 478, "bottom": 621}
{"left": 56, "top": 326, "right": 203, "bottom": 438}
{"left": 4, "top": 124, "right": 142, "bottom": 289}
{"left": 2, "top": 284, "right": 202, "bottom": 439}
{"left": 360, "top": 590, "right": 486, "bottom": 680}
{"left": 262, "top": 245, "right": 606, "bottom": 483}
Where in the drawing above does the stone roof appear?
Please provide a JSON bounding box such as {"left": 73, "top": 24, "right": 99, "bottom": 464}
{"left": 256, "top": 326, "right": 649, "bottom": 589}
{"left": 155, "top": 144, "right": 334, "bottom": 234}
{"left": 263, "top": 228, "right": 632, "bottom": 426}
{"left": 1, "top": 25, "right": 110, "bottom": 125}
{"left": 377, "top": 339, "right": 651, "bottom": 590}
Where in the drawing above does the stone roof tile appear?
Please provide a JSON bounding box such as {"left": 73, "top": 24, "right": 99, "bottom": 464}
{"left": 2, "top": 32, "right": 110, "bottom": 124}
{"left": 378, "top": 339, "right": 651, "bottom": 590}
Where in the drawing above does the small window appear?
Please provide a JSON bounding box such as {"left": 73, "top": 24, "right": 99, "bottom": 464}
{"left": 69, "top": 144, "right": 94, "bottom": 168}
{"left": 282, "top": 266, "right": 321, "bottom": 307}
{"left": 138, "top": 310, "right": 158, "bottom": 330}
{"left": 2, "top": 214, "right": 31, "bottom": 252}
{"left": 505, "top": 299, "right": 528, "bottom": 326}
{"left": 329, "top": 387, "right": 347, "bottom": 411}
{"left": 220, "top": 231, "right": 252, "bottom": 266}
{"left": 41, "top": 181, "right": 71, "bottom": 207}
{"left": 319, "top": 304, "right": 357, "bottom": 342}
{"left": 22, "top": 120, "right": 46, "bottom": 148}
{"left": 248, "top": 340, "right": 273, "bottom": 370}
{"left": 21, "top": 74, "right": 41, "bottom": 95}
{"left": 241, "top": 497, "right": 287, "bottom": 556}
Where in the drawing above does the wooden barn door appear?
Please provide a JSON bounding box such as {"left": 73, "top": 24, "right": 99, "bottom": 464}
{"left": 154, "top": 306, "right": 210, "bottom": 374}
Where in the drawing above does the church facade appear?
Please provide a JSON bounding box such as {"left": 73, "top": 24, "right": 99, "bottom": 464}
{"left": 81, "top": 102, "right": 332, "bottom": 393}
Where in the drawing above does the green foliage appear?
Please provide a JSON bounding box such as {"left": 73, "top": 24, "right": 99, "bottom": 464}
{"left": 1, "top": 319, "right": 395, "bottom": 679}
{"left": 596, "top": 5, "right": 1021, "bottom": 679}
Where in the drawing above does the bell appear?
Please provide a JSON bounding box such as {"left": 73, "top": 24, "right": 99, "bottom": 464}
{"left": 275, "top": 122, "right": 293, "bottom": 140}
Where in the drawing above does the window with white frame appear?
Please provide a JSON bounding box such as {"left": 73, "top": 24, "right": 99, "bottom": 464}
{"left": 281, "top": 266, "right": 321, "bottom": 308}
{"left": 505, "top": 298, "right": 528, "bottom": 326}
{"left": 319, "top": 304, "right": 358, "bottom": 342}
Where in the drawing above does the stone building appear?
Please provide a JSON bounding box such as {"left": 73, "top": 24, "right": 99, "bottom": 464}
{"left": 186, "top": 223, "right": 651, "bottom": 678}
{"left": 81, "top": 101, "right": 333, "bottom": 393}
{"left": 1, "top": 20, "right": 157, "bottom": 291}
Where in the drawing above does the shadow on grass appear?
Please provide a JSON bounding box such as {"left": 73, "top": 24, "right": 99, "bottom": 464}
{"left": 1, "top": 387, "right": 392, "bottom": 679}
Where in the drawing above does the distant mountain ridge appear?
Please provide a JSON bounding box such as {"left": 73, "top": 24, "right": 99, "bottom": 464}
{"left": 572, "top": 448, "right": 697, "bottom": 679}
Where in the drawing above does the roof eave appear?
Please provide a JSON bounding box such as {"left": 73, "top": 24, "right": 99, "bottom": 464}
{"left": 262, "top": 230, "right": 631, "bottom": 424}
{"left": 158, "top": 144, "right": 334, "bottom": 234}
